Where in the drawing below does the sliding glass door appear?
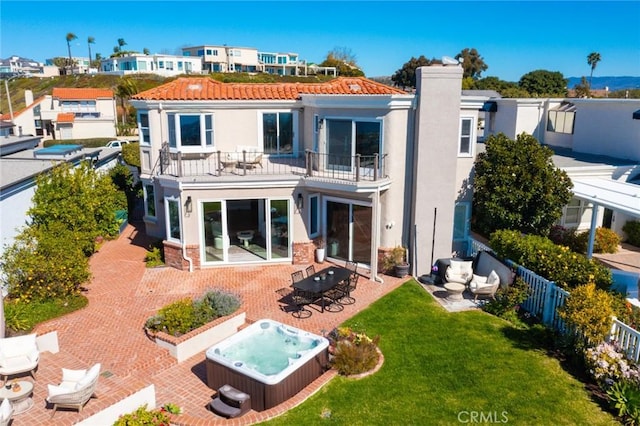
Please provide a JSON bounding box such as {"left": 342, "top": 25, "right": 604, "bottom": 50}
{"left": 325, "top": 199, "right": 372, "bottom": 266}
{"left": 326, "top": 119, "right": 381, "bottom": 171}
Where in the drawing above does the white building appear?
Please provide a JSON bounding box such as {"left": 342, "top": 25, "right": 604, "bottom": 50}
{"left": 100, "top": 54, "right": 202, "bottom": 77}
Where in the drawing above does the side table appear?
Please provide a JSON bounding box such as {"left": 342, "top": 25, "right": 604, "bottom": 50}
{"left": 443, "top": 283, "right": 466, "bottom": 301}
{"left": 0, "top": 380, "right": 34, "bottom": 415}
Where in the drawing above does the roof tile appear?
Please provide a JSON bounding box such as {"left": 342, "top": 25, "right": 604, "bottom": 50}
{"left": 52, "top": 88, "right": 114, "bottom": 100}
{"left": 132, "top": 77, "right": 406, "bottom": 101}
{"left": 56, "top": 113, "right": 75, "bottom": 123}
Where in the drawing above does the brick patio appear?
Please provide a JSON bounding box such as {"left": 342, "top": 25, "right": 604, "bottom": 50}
{"left": 14, "top": 223, "right": 407, "bottom": 425}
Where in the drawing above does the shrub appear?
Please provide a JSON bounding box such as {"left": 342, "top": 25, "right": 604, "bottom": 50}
{"left": 114, "top": 404, "right": 171, "bottom": 426}
{"left": 623, "top": 221, "right": 640, "bottom": 247}
{"left": 489, "top": 229, "right": 612, "bottom": 290}
{"left": 585, "top": 342, "right": 640, "bottom": 388}
{"left": 122, "top": 142, "right": 141, "bottom": 168}
{"left": 558, "top": 283, "right": 614, "bottom": 347}
{"left": 482, "top": 276, "right": 530, "bottom": 322}
{"left": 327, "top": 327, "right": 380, "bottom": 376}
{"left": 145, "top": 290, "right": 241, "bottom": 336}
{"left": 144, "top": 246, "right": 164, "bottom": 268}
{"left": 612, "top": 296, "right": 640, "bottom": 331}
{"left": 607, "top": 380, "right": 640, "bottom": 425}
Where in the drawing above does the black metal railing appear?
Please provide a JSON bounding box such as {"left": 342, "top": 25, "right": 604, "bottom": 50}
{"left": 157, "top": 149, "right": 388, "bottom": 183}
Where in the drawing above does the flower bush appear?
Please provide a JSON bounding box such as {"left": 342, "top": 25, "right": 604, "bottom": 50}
{"left": 585, "top": 342, "right": 640, "bottom": 388}
{"left": 145, "top": 289, "right": 241, "bottom": 337}
{"left": 114, "top": 404, "right": 170, "bottom": 425}
{"left": 327, "top": 327, "right": 380, "bottom": 376}
{"left": 624, "top": 221, "right": 640, "bottom": 248}
{"left": 549, "top": 226, "right": 620, "bottom": 254}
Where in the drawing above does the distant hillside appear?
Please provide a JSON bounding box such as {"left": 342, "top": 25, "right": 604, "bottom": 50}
{"left": 567, "top": 76, "right": 640, "bottom": 91}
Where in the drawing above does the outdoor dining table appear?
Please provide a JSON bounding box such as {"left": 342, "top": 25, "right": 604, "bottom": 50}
{"left": 292, "top": 265, "right": 352, "bottom": 312}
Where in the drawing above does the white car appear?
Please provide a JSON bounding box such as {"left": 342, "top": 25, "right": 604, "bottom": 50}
{"left": 105, "top": 140, "right": 130, "bottom": 149}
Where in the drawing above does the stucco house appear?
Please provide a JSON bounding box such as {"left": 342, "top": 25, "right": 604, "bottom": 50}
{"left": 100, "top": 53, "right": 203, "bottom": 77}
{"left": 130, "top": 65, "right": 476, "bottom": 277}
{"left": 483, "top": 97, "right": 640, "bottom": 244}
{"left": 2, "top": 88, "right": 117, "bottom": 141}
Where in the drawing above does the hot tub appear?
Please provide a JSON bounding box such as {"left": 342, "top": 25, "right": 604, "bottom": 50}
{"left": 205, "top": 319, "right": 329, "bottom": 411}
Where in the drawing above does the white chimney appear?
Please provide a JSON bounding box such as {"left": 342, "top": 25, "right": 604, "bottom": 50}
{"left": 25, "top": 90, "right": 34, "bottom": 106}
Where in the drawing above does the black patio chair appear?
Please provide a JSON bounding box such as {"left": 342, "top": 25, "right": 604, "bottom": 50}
{"left": 305, "top": 265, "right": 316, "bottom": 277}
{"left": 276, "top": 287, "right": 315, "bottom": 318}
{"left": 291, "top": 270, "right": 305, "bottom": 284}
{"left": 340, "top": 261, "right": 358, "bottom": 304}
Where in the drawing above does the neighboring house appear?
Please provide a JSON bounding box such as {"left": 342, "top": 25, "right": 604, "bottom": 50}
{"left": 1, "top": 56, "right": 58, "bottom": 77}
{"left": 2, "top": 88, "right": 117, "bottom": 141}
{"left": 0, "top": 136, "right": 121, "bottom": 258}
{"left": 45, "top": 57, "right": 94, "bottom": 75}
{"left": 130, "top": 66, "right": 473, "bottom": 277}
{"left": 483, "top": 97, "right": 640, "bottom": 242}
{"left": 182, "top": 45, "right": 309, "bottom": 76}
{"left": 100, "top": 54, "right": 202, "bottom": 77}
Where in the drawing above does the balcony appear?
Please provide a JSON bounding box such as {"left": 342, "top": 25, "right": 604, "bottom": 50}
{"left": 155, "top": 149, "right": 388, "bottom": 187}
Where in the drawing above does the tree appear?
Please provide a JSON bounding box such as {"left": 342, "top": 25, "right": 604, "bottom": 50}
{"left": 143, "top": 47, "right": 150, "bottom": 55}
{"left": 587, "top": 52, "right": 601, "bottom": 90}
{"left": 117, "top": 38, "right": 127, "bottom": 51}
{"left": 65, "top": 32, "right": 77, "bottom": 71}
{"left": 455, "top": 48, "right": 488, "bottom": 79}
{"left": 518, "top": 70, "right": 567, "bottom": 97}
{"left": 573, "top": 76, "right": 591, "bottom": 98}
{"left": 391, "top": 55, "right": 435, "bottom": 89}
{"left": 87, "top": 36, "right": 95, "bottom": 65}
{"left": 115, "top": 77, "right": 139, "bottom": 125}
{"left": 472, "top": 132, "right": 573, "bottom": 237}
{"left": 319, "top": 47, "right": 364, "bottom": 77}
{"left": 28, "top": 162, "right": 124, "bottom": 255}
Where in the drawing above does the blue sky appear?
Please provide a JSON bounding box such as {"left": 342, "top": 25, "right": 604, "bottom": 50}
{"left": 2, "top": 1, "right": 639, "bottom": 81}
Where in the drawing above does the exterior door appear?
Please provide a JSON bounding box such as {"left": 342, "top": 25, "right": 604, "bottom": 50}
{"left": 325, "top": 199, "right": 372, "bottom": 266}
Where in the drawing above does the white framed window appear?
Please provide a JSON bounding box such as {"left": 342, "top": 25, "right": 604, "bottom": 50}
{"left": 459, "top": 117, "right": 474, "bottom": 157}
{"left": 167, "top": 113, "right": 214, "bottom": 151}
{"left": 547, "top": 103, "right": 576, "bottom": 134}
{"left": 165, "top": 197, "right": 182, "bottom": 242}
{"left": 144, "top": 183, "right": 156, "bottom": 218}
{"left": 562, "top": 198, "right": 591, "bottom": 227}
{"left": 314, "top": 114, "right": 320, "bottom": 134}
{"left": 325, "top": 118, "right": 382, "bottom": 169}
{"left": 308, "top": 193, "right": 320, "bottom": 237}
{"left": 259, "top": 111, "right": 297, "bottom": 155}
{"left": 138, "top": 112, "right": 150, "bottom": 145}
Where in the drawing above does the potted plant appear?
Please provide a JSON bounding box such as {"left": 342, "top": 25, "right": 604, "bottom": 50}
{"left": 382, "top": 246, "right": 410, "bottom": 277}
{"left": 315, "top": 239, "right": 326, "bottom": 263}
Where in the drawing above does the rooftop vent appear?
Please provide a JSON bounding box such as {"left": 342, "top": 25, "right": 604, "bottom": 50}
{"left": 187, "top": 84, "right": 202, "bottom": 91}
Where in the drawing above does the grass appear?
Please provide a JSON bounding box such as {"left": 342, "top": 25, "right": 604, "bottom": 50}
{"left": 5, "top": 294, "right": 88, "bottom": 334}
{"left": 262, "top": 280, "right": 617, "bottom": 425}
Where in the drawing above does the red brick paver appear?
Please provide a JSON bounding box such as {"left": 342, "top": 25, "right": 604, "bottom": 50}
{"left": 13, "top": 223, "right": 406, "bottom": 425}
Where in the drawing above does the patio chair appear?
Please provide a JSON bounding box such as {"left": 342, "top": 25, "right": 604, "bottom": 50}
{"left": 46, "top": 363, "right": 100, "bottom": 418}
{"left": 237, "top": 153, "right": 263, "bottom": 169}
{"left": 469, "top": 270, "right": 500, "bottom": 300}
{"left": 0, "top": 333, "right": 39, "bottom": 385}
{"left": 305, "top": 265, "right": 316, "bottom": 277}
{"left": 276, "top": 287, "right": 316, "bottom": 318}
{"left": 0, "top": 398, "right": 12, "bottom": 426}
{"left": 291, "top": 270, "right": 305, "bottom": 284}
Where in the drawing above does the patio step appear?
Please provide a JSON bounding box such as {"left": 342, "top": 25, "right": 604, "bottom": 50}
{"left": 209, "top": 384, "right": 251, "bottom": 418}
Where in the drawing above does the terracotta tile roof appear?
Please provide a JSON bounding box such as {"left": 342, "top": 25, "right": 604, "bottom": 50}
{"left": 52, "top": 87, "right": 114, "bottom": 100}
{"left": 131, "top": 77, "right": 407, "bottom": 101}
{"left": 56, "top": 113, "right": 75, "bottom": 123}
{"left": 0, "top": 96, "right": 47, "bottom": 121}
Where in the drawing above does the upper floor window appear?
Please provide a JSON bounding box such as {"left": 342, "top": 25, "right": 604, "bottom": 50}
{"left": 547, "top": 103, "right": 575, "bottom": 134}
{"left": 138, "top": 112, "right": 150, "bottom": 144}
{"left": 459, "top": 117, "right": 474, "bottom": 156}
{"left": 61, "top": 100, "right": 96, "bottom": 112}
{"left": 262, "top": 112, "right": 294, "bottom": 155}
{"left": 197, "top": 49, "right": 204, "bottom": 56}
{"left": 158, "top": 61, "right": 165, "bottom": 69}
{"left": 167, "top": 113, "right": 214, "bottom": 150}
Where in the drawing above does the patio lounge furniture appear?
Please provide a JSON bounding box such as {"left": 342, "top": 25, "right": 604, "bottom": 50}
{"left": 276, "top": 287, "right": 316, "bottom": 318}
{"left": 0, "top": 398, "right": 13, "bottom": 426}
{"left": 237, "top": 153, "right": 263, "bottom": 169}
{"left": 46, "top": 363, "right": 100, "bottom": 418}
{"left": 469, "top": 270, "right": 500, "bottom": 300}
{"left": 445, "top": 259, "right": 473, "bottom": 284}
{"left": 0, "top": 333, "right": 39, "bottom": 384}
{"left": 291, "top": 270, "right": 305, "bottom": 284}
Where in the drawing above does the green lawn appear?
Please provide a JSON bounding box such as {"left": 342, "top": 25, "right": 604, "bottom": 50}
{"left": 262, "top": 280, "right": 617, "bottom": 425}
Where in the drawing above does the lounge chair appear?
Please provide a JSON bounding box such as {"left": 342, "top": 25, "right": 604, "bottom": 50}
{"left": 0, "top": 333, "right": 39, "bottom": 384}
{"left": 469, "top": 270, "right": 500, "bottom": 300}
{"left": 46, "top": 363, "right": 101, "bottom": 418}
{"left": 0, "top": 398, "right": 12, "bottom": 426}
{"left": 237, "top": 153, "right": 263, "bottom": 169}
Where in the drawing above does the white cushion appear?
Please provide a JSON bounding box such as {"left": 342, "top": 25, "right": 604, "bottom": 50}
{"left": 448, "top": 260, "right": 463, "bottom": 273}
{"left": 472, "top": 274, "right": 487, "bottom": 284}
{"left": 0, "top": 397, "right": 11, "bottom": 421}
{"left": 0, "top": 356, "right": 29, "bottom": 369}
{"left": 62, "top": 368, "right": 87, "bottom": 382}
{"left": 48, "top": 384, "right": 72, "bottom": 398}
{"left": 75, "top": 363, "right": 100, "bottom": 390}
{"left": 0, "top": 334, "right": 37, "bottom": 358}
{"left": 487, "top": 270, "right": 500, "bottom": 285}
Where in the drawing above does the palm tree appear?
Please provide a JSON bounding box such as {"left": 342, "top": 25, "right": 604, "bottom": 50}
{"left": 117, "top": 38, "right": 127, "bottom": 52}
{"left": 587, "top": 52, "right": 601, "bottom": 90}
{"left": 87, "top": 36, "right": 95, "bottom": 65}
{"left": 115, "top": 78, "right": 138, "bottom": 125}
{"left": 65, "top": 32, "right": 77, "bottom": 71}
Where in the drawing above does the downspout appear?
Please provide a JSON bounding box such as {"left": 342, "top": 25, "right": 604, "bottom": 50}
{"left": 178, "top": 184, "right": 194, "bottom": 272}
{"left": 373, "top": 185, "right": 384, "bottom": 284}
